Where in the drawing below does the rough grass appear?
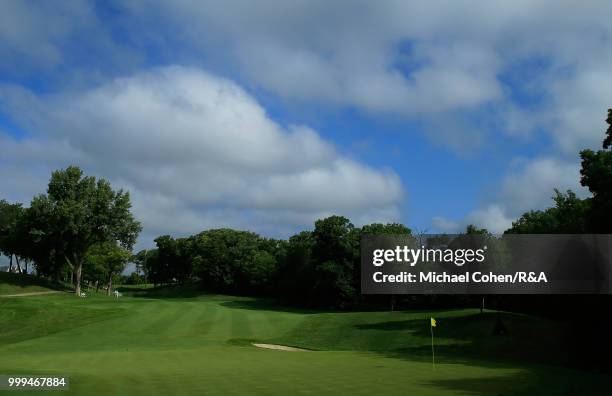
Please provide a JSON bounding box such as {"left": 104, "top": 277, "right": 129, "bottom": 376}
{"left": 0, "top": 284, "right": 609, "bottom": 395}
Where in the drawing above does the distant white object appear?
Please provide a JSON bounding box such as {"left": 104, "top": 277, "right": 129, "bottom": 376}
{"left": 113, "top": 290, "right": 122, "bottom": 299}
{"left": 79, "top": 292, "right": 87, "bottom": 298}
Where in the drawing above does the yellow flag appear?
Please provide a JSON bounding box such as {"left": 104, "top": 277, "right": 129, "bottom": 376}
{"left": 431, "top": 317, "right": 437, "bottom": 327}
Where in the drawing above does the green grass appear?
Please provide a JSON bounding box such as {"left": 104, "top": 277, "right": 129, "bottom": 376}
{"left": 0, "top": 282, "right": 610, "bottom": 395}
{"left": 268, "top": 309, "right": 572, "bottom": 366}
{"left": 0, "top": 272, "right": 68, "bottom": 295}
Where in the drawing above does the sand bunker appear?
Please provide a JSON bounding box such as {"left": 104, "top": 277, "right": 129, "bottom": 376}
{"left": 252, "top": 343, "right": 309, "bottom": 351}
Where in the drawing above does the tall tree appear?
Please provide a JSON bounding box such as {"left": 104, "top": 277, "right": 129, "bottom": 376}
{"left": 311, "top": 216, "right": 359, "bottom": 308}
{"left": 133, "top": 249, "right": 152, "bottom": 283}
{"left": 505, "top": 190, "right": 589, "bottom": 234}
{"left": 275, "top": 231, "right": 315, "bottom": 304}
{"left": 0, "top": 200, "right": 24, "bottom": 272}
{"left": 361, "top": 223, "right": 413, "bottom": 311}
{"left": 29, "top": 166, "right": 141, "bottom": 296}
{"left": 579, "top": 108, "right": 612, "bottom": 232}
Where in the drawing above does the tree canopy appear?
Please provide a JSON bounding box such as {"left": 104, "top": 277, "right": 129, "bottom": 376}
{"left": 84, "top": 241, "right": 131, "bottom": 295}
{"left": 26, "top": 166, "right": 141, "bottom": 296}
{"left": 507, "top": 109, "right": 612, "bottom": 234}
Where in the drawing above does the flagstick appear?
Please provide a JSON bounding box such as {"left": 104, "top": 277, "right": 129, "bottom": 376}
{"left": 431, "top": 324, "right": 435, "bottom": 370}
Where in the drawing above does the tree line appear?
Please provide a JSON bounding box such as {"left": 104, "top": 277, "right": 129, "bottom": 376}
{"left": 133, "top": 219, "right": 411, "bottom": 308}
{"left": 0, "top": 167, "right": 141, "bottom": 296}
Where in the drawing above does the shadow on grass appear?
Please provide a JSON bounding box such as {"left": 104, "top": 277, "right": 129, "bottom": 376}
{"left": 116, "top": 284, "right": 317, "bottom": 314}
{"left": 422, "top": 370, "right": 611, "bottom": 396}
{"left": 219, "top": 299, "right": 319, "bottom": 314}
{"left": 355, "top": 313, "right": 611, "bottom": 395}
{"left": 116, "top": 283, "right": 213, "bottom": 298}
{"left": 0, "top": 272, "right": 71, "bottom": 292}
{"left": 355, "top": 312, "right": 574, "bottom": 367}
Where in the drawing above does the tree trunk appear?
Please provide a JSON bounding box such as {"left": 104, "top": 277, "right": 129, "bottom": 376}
{"left": 15, "top": 256, "right": 21, "bottom": 273}
{"left": 8, "top": 254, "right": 12, "bottom": 271}
{"left": 24, "top": 260, "right": 28, "bottom": 273}
{"left": 107, "top": 274, "right": 113, "bottom": 296}
{"left": 74, "top": 259, "right": 82, "bottom": 297}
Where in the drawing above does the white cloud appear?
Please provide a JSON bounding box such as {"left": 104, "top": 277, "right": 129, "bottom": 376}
{"left": 465, "top": 205, "right": 513, "bottom": 234}
{"left": 0, "top": 67, "right": 404, "bottom": 242}
{"left": 437, "top": 156, "right": 592, "bottom": 233}
{"left": 544, "top": 65, "right": 612, "bottom": 154}
{"left": 431, "top": 216, "right": 459, "bottom": 233}
{"left": 500, "top": 157, "right": 589, "bottom": 214}
{"left": 4, "top": 1, "right": 612, "bottom": 239}
{"left": 432, "top": 205, "right": 513, "bottom": 235}
{"left": 0, "top": 0, "right": 137, "bottom": 78}
{"left": 0, "top": 1, "right": 76, "bottom": 66}
{"left": 3, "top": 1, "right": 612, "bottom": 155}
{"left": 68, "top": 0, "right": 607, "bottom": 158}
{"left": 131, "top": 1, "right": 508, "bottom": 116}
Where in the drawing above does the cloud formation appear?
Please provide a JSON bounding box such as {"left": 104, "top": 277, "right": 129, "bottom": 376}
{"left": 2, "top": 1, "right": 612, "bottom": 238}
{"left": 431, "top": 157, "right": 591, "bottom": 233}
{"left": 0, "top": 67, "right": 403, "bottom": 241}
{"left": 105, "top": 1, "right": 612, "bottom": 153}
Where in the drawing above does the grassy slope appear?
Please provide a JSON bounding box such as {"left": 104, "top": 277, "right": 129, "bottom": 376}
{"left": 0, "top": 272, "right": 67, "bottom": 295}
{"left": 0, "top": 290, "right": 609, "bottom": 395}
{"left": 269, "top": 309, "right": 572, "bottom": 366}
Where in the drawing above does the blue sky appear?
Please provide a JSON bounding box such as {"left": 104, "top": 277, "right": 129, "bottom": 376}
{"left": 1, "top": 1, "right": 610, "bottom": 249}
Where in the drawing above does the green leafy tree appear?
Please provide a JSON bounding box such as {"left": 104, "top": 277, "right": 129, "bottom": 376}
{"left": 360, "top": 223, "right": 411, "bottom": 235}
{"left": 28, "top": 166, "right": 141, "bottom": 296}
{"left": 465, "top": 224, "right": 491, "bottom": 236}
{"left": 154, "top": 235, "right": 178, "bottom": 284}
{"left": 22, "top": 200, "right": 65, "bottom": 279}
{"left": 505, "top": 190, "right": 589, "bottom": 234}
{"left": 84, "top": 242, "right": 131, "bottom": 295}
{"left": 360, "top": 223, "right": 413, "bottom": 310}
{"left": 579, "top": 109, "right": 612, "bottom": 232}
{"left": 190, "top": 229, "right": 278, "bottom": 293}
{"left": 275, "top": 231, "right": 316, "bottom": 304}
{"left": 311, "top": 216, "right": 360, "bottom": 308}
{"left": 0, "top": 200, "right": 24, "bottom": 271}
{"left": 141, "top": 249, "right": 161, "bottom": 285}
{"left": 153, "top": 236, "right": 194, "bottom": 284}
{"left": 247, "top": 250, "right": 277, "bottom": 287}
{"left": 123, "top": 271, "right": 144, "bottom": 285}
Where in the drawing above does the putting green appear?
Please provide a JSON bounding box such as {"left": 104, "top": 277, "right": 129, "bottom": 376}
{"left": 0, "top": 291, "right": 609, "bottom": 395}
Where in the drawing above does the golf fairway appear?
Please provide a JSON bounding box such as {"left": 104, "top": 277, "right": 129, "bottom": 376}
{"left": 0, "top": 292, "right": 610, "bottom": 395}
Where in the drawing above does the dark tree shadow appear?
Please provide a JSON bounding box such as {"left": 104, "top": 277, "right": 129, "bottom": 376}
{"left": 220, "top": 299, "right": 319, "bottom": 314}
{"left": 0, "top": 272, "right": 71, "bottom": 292}
{"left": 423, "top": 370, "right": 612, "bottom": 396}
{"left": 116, "top": 283, "right": 213, "bottom": 298}
{"left": 355, "top": 312, "right": 574, "bottom": 367}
